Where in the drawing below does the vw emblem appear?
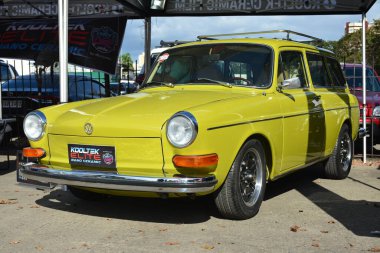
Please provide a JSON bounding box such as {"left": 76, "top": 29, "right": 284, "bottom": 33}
{"left": 84, "top": 123, "right": 93, "bottom": 135}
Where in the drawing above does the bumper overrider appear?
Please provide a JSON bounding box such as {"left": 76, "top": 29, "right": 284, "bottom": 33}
{"left": 19, "top": 162, "right": 218, "bottom": 193}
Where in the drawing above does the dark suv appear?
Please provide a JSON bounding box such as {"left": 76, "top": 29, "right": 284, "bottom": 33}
{"left": 342, "top": 63, "right": 380, "bottom": 140}
{"left": 2, "top": 73, "right": 108, "bottom": 136}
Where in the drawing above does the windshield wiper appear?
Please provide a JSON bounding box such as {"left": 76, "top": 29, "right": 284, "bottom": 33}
{"left": 196, "top": 78, "right": 232, "bottom": 88}
{"left": 145, "top": 81, "right": 174, "bottom": 88}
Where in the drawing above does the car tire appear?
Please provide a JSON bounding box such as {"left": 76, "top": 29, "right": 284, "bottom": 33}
{"left": 69, "top": 186, "right": 107, "bottom": 201}
{"left": 214, "top": 139, "right": 267, "bottom": 220}
{"left": 324, "top": 124, "right": 352, "bottom": 179}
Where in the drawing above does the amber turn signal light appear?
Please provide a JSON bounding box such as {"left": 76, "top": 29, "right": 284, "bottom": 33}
{"left": 23, "top": 148, "right": 45, "bottom": 158}
{"left": 172, "top": 154, "right": 218, "bottom": 168}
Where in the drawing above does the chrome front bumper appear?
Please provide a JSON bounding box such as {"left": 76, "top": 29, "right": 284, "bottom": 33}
{"left": 19, "top": 163, "right": 217, "bottom": 193}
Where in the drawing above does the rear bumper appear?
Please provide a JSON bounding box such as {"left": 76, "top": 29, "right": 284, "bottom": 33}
{"left": 19, "top": 163, "right": 217, "bottom": 193}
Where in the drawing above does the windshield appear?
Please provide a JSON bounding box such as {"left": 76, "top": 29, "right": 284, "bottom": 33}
{"left": 145, "top": 44, "right": 273, "bottom": 88}
{"left": 343, "top": 66, "right": 380, "bottom": 92}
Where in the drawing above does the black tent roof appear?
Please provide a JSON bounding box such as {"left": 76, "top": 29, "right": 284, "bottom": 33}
{"left": 0, "top": 0, "right": 377, "bottom": 19}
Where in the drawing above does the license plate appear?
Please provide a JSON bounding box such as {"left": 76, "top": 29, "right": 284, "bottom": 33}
{"left": 3, "top": 100, "right": 22, "bottom": 108}
{"left": 68, "top": 144, "right": 116, "bottom": 169}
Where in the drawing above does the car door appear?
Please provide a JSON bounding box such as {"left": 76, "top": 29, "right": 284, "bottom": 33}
{"left": 306, "top": 53, "right": 350, "bottom": 156}
{"left": 278, "top": 49, "right": 325, "bottom": 171}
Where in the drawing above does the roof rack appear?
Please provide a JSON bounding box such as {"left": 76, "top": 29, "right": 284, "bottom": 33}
{"left": 197, "top": 30, "right": 323, "bottom": 43}
{"left": 159, "top": 40, "right": 193, "bottom": 48}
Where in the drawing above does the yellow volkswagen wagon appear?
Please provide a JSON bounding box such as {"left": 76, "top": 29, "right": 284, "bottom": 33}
{"left": 19, "top": 35, "right": 360, "bottom": 220}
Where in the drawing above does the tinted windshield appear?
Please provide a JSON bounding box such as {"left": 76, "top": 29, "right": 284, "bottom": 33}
{"left": 343, "top": 67, "right": 380, "bottom": 91}
{"left": 146, "top": 44, "right": 273, "bottom": 88}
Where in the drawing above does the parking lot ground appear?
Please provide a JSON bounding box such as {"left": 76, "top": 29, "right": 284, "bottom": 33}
{"left": 0, "top": 155, "right": 379, "bottom": 253}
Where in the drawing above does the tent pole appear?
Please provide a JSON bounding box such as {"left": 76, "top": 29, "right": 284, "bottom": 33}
{"left": 362, "top": 13, "right": 367, "bottom": 163}
{"left": 58, "top": 0, "right": 68, "bottom": 103}
{"left": 144, "top": 17, "right": 152, "bottom": 77}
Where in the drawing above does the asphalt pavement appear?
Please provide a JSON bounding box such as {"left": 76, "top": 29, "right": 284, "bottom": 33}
{"left": 0, "top": 155, "right": 379, "bottom": 253}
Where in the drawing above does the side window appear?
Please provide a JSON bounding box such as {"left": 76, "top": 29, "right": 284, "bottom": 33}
{"left": 90, "top": 81, "right": 105, "bottom": 97}
{"left": 69, "top": 80, "right": 84, "bottom": 101}
{"left": 326, "top": 57, "right": 346, "bottom": 87}
{"left": 84, "top": 81, "right": 95, "bottom": 98}
{"left": 0, "top": 65, "right": 7, "bottom": 80}
{"left": 0, "top": 64, "right": 11, "bottom": 81}
{"left": 278, "top": 51, "right": 307, "bottom": 89}
{"left": 306, "top": 53, "right": 331, "bottom": 87}
{"left": 82, "top": 80, "right": 105, "bottom": 98}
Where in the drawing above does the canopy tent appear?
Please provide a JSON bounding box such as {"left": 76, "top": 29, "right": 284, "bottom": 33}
{"left": 0, "top": 1, "right": 376, "bottom": 18}
{"left": 0, "top": 0, "right": 377, "bottom": 162}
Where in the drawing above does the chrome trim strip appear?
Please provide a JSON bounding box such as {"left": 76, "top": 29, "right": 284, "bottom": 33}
{"left": 20, "top": 163, "right": 217, "bottom": 193}
{"left": 325, "top": 107, "right": 350, "bottom": 112}
{"left": 207, "top": 116, "right": 283, "bottom": 131}
{"left": 208, "top": 106, "right": 354, "bottom": 131}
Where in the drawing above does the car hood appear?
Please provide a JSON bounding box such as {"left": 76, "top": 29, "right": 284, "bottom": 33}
{"left": 48, "top": 88, "right": 251, "bottom": 137}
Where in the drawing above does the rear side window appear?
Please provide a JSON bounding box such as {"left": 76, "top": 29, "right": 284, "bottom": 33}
{"left": 326, "top": 57, "right": 346, "bottom": 87}
{"left": 306, "top": 53, "right": 331, "bottom": 87}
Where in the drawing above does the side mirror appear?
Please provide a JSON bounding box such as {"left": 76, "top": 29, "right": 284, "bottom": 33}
{"left": 278, "top": 77, "right": 301, "bottom": 89}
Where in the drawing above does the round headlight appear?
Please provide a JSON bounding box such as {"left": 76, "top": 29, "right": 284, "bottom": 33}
{"left": 166, "top": 112, "right": 198, "bottom": 148}
{"left": 23, "top": 111, "right": 46, "bottom": 141}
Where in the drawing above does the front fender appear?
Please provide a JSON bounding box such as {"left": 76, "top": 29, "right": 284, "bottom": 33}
{"left": 161, "top": 117, "right": 283, "bottom": 193}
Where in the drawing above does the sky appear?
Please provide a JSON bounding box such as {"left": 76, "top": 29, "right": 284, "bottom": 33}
{"left": 121, "top": 1, "right": 380, "bottom": 62}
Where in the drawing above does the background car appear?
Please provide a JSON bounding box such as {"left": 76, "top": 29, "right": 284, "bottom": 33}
{"left": 342, "top": 63, "right": 380, "bottom": 140}
{"left": 2, "top": 73, "right": 109, "bottom": 143}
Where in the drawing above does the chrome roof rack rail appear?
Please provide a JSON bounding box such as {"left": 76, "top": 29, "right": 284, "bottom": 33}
{"left": 197, "top": 30, "right": 323, "bottom": 44}
{"left": 159, "top": 40, "right": 194, "bottom": 47}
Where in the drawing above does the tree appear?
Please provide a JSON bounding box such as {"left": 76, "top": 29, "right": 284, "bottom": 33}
{"left": 120, "top": 53, "right": 134, "bottom": 71}
{"left": 366, "top": 19, "right": 380, "bottom": 71}
{"left": 333, "top": 19, "right": 380, "bottom": 72}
